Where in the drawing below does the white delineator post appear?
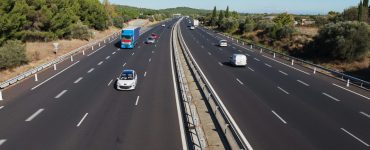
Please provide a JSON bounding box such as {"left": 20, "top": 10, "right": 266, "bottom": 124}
{"left": 273, "top": 53, "right": 276, "bottom": 58}
{"left": 99, "top": 43, "right": 101, "bottom": 47}
{"left": 313, "top": 67, "right": 316, "bottom": 74}
{"left": 0, "top": 90, "right": 3, "bottom": 101}
{"left": 54, "top": 64, "right": 57, "bottom": 70}
{"left": 291, "top": 59, "right": 294, "bottom": 65}
{"left": 70, "top": 55, "right": 74, "bottom": 62}
{"left": 82, "top": 50, "right": 85, "bottom": 55}
{"left": 346, "top": 79, "right": 350, "bottom": 87}
{"left": 92, "top": 46, "right": 94, "bottom": 50}
{"left": 34, "top": 74, "right": 38, "bottom": 82}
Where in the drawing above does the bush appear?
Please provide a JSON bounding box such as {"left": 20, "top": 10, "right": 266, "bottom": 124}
{"left": 218, "top": 18, "right": 239, "bottom": 33}
{"left": 0, "top": 40, "right": 28, "bottom": 70}
{"left": 255, "top": 20, "right": 275, "bottom": 31}
{"left": 14, "top": 31, "right": 57, "bottom": 42}
{"left": 70, "top": 22, "right": 92, "bottom": 41}
{"left": 276, "top": 25, "right": 295, "bottom": 39}
{"left": 302, "top": 21, "right": 369, "bottom": 62}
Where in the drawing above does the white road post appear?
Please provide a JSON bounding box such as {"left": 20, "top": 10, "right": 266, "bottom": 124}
{"left": 34, "top": 74, "right": 38, "bottom": 82}
{"left": 273, "top": 53, "right": 276, "bottom": 58}
{"left": 99, "top": 43, "right": 101, "bottom": 47}
{"left": 236, "top": 39, "right": 238, "bottom": 43}
{"left": 346, "top": 79, "right": 350, "bottom": 87}
{"left": 250, "top": 45, "right": 253, "bottom": 49}
{"left": 260, "top": 48, "right": 263, "bottom": 53}
{"left": 104, "top": 39, "right": 106, "bottom": 43}
{"left": 291, "top": 59, "right": 294, "bottom": 65}
{"left": 70, "top": 55, "right": 74, "bottom": 62}
{"left": 53, "top": 64, "right": 57, "bottom": 70}
{"left": 242, "top": 42, "right": 244, "bottom": 45}
{"left": 313, "top": 67, "right": 316, "bottom": 74}
{"left": 0, "top": 90, "right": 3, "bottom": 101}
{"left": 82, "top": 50, "right": 85, "bottom": 55}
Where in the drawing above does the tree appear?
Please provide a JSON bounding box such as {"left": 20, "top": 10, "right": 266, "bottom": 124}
{"left": 225, "top": 6, "right": 230, "bottom": 18}
{"left": 211, "top": 6, "right": 217, "bottom": 26}
{"left": 359, "top": 0, "right": 364, "bottom": 21}
{"left": 0, "top": 40, "right": 28, "bottom": 70}
{"left": 343, "top": 7, "right": 358, "bottom": 21}
{"left": 273, "top": 13, "right": 294, "bottom": 26}
{"left": 217, "top": 10, "right": 224, "bottom": 27}
{"left": 363, "top": 0, "right": 369, "bottom": 22}
{"left": 239, "top": 17, "right": 255, "bottom": 33}
{"left": 219, "top": 18, "right": 239, "bottom": 33}
{"left": 304, "top": 21, "right": 369, "bottom": 62}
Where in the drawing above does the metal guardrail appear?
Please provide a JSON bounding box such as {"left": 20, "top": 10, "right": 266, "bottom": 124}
{"left": 211, "top": 29, "right": 370, "bottom": 90}
{"left": 172, "top": 18, "right": 203, "bottom": 150}
{"left": 177, "top": 21, "right": 253, "bottom": 150}
{"left": 0, "top": 32, "right": 120, "bottom": 89}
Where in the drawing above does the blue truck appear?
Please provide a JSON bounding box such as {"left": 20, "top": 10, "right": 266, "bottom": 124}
{"left": 121, "top": 27, "right": 141, "bottom": 49}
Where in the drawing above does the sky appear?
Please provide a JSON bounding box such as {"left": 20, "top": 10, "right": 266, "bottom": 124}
{"left": 109, "top": 0, "right": 361, "bottom": 15}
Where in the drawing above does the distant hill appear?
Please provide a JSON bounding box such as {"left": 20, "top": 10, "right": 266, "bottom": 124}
{"left": 114, "top": 5, "right": 211, "bottom": 17}
{"left": 159, "top": 7, "right": 212, "bottom": 16}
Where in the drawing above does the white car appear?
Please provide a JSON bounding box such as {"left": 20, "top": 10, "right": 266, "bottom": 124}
{"left": 230, "top": 54, "right": 247, "bottom": 66}
{"left": 190, "top": 26, "right": 195, "bottom": 30}
{"left": 219, "top": 40, "right": 228, "bottom": 47}
{"left": 116, "top": 69, "right": 137, "bottom": 90}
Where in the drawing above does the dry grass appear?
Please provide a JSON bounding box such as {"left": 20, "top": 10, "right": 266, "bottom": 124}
{"left": 295, "top": 26, "right": 319, "bottom": 37}
{"left": 0, "top": 27, "right": 120, "bottom": 83}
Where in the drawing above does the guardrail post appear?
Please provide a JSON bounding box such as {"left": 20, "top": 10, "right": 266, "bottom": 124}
{"left": 34, "top": 74, "right": 38, "bottom": 82}
{"left": 313, "top": 67, "right": 316, "bottom": 74}
{"left": 291, "top": 59, "right": 294, "bottom": 65}
{"left": 273, "top": 53, "right": 276, "bottom": 58}
{"left": 0, "top": 90, "right": 3, "bottom": 101}
{"left": 346, "top": 79, "right": 350, "bottom": 87}
{"left": 70, "top": 55, "right": 74, "bottom": 62}
{"left": 53, "top": 64, "right": 57, "bottom": 70}
{"left": 224, "top": 124, "right": 230, "bottom": 134}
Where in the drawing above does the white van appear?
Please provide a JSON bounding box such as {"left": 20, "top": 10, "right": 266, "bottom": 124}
{"left": 219, "top": 40, "right": 227, "bottom": 47}
{"left": 230, "top": 54, "right": 247, "bottom": 66}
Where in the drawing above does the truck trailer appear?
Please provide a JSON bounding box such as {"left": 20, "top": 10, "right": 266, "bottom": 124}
{"left": 121, "top": 27, "right": 141, "bottom": 49}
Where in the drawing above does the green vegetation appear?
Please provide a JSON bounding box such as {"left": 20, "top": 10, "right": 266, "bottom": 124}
{"left": 300, "top": 21, "right": 369, "bottom": 62}
{"left": 0, "top": 40, "right": 27, "bottom": 70}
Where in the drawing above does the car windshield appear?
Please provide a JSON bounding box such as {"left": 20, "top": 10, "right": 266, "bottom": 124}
{"left": 120, "top": 71, "right": 134, "bottom": 80}
{"left": 148, "top": 37, "right": 154, "bottom": 40}
{"left": 122, "top": 35, "right": 132, "bottom": 40}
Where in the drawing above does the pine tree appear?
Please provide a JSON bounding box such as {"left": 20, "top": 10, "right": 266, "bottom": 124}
{"left": 358, "top": 0, "right": 363, "bottom": 21}
{"left": 211, "top": 6, "right": 217, "bottom": 26}
{"left": 217, "top": 10, "right": 224, "bottom": 27}
{"left": 225, "top": 6, "right": 230, "bottom": 18}
{"left": 363, "top": 0, "right": 369, "bottom": 22}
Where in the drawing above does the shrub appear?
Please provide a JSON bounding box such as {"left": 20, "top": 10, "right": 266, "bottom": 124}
{"left": 302, "top": 21, "right": 369, "bottom": 62}
{"left": 70, "top": 22, "right": 92, "bottom": 41}
{"left": 218, "top": 18, "right": 239, "bottom": 33}
{"left": 14, "top": 31, "right": 56, "bottom": 42}
{"left": 0, "top": 40, "right": 28, "bottom": 70}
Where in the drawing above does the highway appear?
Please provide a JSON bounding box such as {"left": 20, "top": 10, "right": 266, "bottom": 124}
{"left": 0, "top": 19, "right": 185, "bottom": 150}
{"left": 179, "top": 18, "right": 370, "bottom": 150}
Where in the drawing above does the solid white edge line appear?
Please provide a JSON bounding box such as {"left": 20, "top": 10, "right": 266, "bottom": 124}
{"left": 262, "top": 55, "right": 311, "bottom": 75}
{"left": 341, "top": 128, "right": 370, "bottom": 147}
{"left": 25, "top": 108, "right": 44, "bottom": 122}
{"left": 179, "top": 22, "right": 254, "bottom": 150}
{"left": 332, "top": 83, "right": 370, "bottom": 100}
{"left": 277, "top": 86, "right": 290, "bottom": 95}
{"left": 55, "top": 90, "right": 67, "bottom": 99}
{"left": 77, "top": 113, "right": 88, "bottom": 127}
{"left": 359, "top": 111, "right": 370, "bottom": 119}
{"left": 322, "top": 92, "right": 340, "bottom": 102}
{"left": 107, "top": 79, "right": 113, "bottom": 86}
{"left": 170, "top": 21, "right": 188, "bottom": 150}
{"left": 135, "top": 96, "right": 140, "bottom": 106}
{"left": 31, "top": 61, "right": 80, "bottom": 90}
{"left": 297, "top": 80, "right": 310, "bottom": 86}
{"left": 271, "top": 110, "right": 287, "bottom": 124}
{"left": 87, "top": 45, "right": 106, "bottom": 56}
{"left": 0, "top": 139, "right": 6, "bottom": 146}
{"left": 74, "top": 77, "right": 83, "bottom": 84}
{"left": 279, "top": 70, "right": 288, "bottom": 76}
